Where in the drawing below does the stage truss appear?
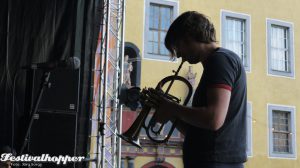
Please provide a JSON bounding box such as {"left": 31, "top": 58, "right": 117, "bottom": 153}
{"left": 88, "top": 0, "right": 125, "bottom": 167}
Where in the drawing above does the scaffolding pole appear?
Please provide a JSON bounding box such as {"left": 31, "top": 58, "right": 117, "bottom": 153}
{"left": 88, "top": 0, "right": 126, "bottom": 167}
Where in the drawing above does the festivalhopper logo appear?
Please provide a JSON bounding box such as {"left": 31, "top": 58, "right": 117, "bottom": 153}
{"left": 1, "top": 153, "right": 85, "bottom": 166}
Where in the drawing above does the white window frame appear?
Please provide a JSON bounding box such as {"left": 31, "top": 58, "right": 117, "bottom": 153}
{"left": 267, "top": 104, "right": 296, "bottom": 159}
{"left": 143, "top": 0, "right": 179, "bottom": 61}
{"left": 221, "top": 10, "right": 251, "bottom": 72}
{"left": 266, "top": 19, "right": 295, "bottom": 78}
{"left": 140, "top": 114, "right": 180, "bottom": 138}
{"left": 247, "top": 102, "right": 253, "bottom": 157}
{"left": 163, "top": 120, "right": 181, "bottom": 139}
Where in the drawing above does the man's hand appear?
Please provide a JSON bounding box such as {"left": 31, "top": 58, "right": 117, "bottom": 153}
{"left": 145, "top": 88, "right": 175, "bottom": 124}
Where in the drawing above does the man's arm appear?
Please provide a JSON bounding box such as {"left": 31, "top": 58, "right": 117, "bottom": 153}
{"left": 170, "top": 87, "right": 231, "bottom": 131}
{"left": 173, "top": 119, "right": 189, "bottom": 136}
{"left": 152, "top": 54, "right": 235, "bottom": 131}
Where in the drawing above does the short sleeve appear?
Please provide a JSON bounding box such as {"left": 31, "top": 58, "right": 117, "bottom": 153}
{"left": 204, "top": 53, "right": 238, "bottom": 91}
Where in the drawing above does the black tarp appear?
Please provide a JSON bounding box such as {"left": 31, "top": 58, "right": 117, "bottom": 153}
{"left": 0, "top": 0, "right": 102, "bottom": 166}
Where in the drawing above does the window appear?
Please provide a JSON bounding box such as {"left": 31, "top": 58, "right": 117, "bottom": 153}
{"left": 140, "top": 115, "right": 152, "bottom": 137}
{"left": 140, "top": 115, "right": 180, "bottom": 138}
{"left": 221, "top": 11, "right": 251, "bottom": 71}
{"left": 246, "top": 102, "right": 253, "bottom": 157}
{"left": 267, "top": 19, "right": 294, "bottom": 77}
{"left": 268, "top": 105, "right": 296, "bottom": 158}
{"left": 163, "top": 121, "right": 180, "bottom": 138}
{"left": 144, "top": 0, "right": 178, "bottom": 60}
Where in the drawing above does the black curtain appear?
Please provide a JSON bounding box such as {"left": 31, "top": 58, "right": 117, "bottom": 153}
{"left": 0, "top": 0, "right": 102, "bottom": 166}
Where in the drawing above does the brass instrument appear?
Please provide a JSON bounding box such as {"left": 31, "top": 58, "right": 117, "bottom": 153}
{"left": 118, "top": 61, "right": 193, "bottom": 148}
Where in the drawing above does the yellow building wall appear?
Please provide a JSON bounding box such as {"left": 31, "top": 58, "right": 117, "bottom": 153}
{"left": 131, "top": 156, "right": 183, "bottom": 168}
{"left": 124, "top": 0, "right": 300, "bottom": 167}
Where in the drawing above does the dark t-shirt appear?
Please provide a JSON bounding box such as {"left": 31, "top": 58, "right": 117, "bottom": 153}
{"left": 183, "top": 47, "right": 247, "bottom": 167}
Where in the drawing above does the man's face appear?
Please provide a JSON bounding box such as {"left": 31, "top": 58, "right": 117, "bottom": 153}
{"left": 175, "top": 39, "right": 205, "bottom": 64}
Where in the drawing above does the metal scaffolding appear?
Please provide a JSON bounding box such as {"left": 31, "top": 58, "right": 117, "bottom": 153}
{"left": 88, "top": 0, "right": 125, "bottom": 167}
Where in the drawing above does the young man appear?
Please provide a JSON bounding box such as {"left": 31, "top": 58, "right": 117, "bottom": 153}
{"left": 148, "top": 11, "right": 247, "bottom": 168}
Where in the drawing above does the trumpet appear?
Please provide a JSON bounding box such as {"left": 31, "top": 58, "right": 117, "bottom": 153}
{"left": 118, "top": 61, "right": 193, "bottom": 148}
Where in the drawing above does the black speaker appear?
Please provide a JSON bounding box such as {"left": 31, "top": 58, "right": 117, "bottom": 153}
{"left": 23, "top": 68, "right": 80, "bottom": 167}
{"left": 29, "top": 112, "right": 77, "bottom": 167}
{"left": 34, "top": 69, "right": 80, "bottom": 113}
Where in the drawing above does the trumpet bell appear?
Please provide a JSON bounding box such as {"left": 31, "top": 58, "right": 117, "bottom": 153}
{"left": 117, "top": 133, "right": 141, "bottom": 148}
{"left": 117, "top": 105, "right": 152, "bottom": 148}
